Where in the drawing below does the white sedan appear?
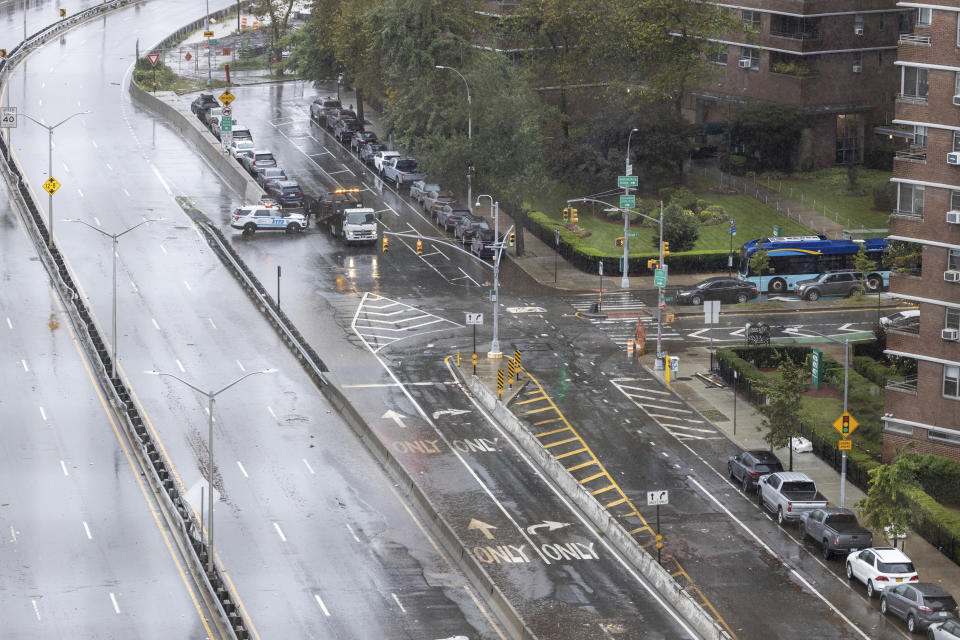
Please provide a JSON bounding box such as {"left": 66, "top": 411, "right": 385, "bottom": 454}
{"left": 846, "top": 547, "right": 918, "bottom": 598}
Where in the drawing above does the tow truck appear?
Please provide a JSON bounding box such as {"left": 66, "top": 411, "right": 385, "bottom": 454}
{"left": 309, "top": 188, "right": 380, "bottom": 245}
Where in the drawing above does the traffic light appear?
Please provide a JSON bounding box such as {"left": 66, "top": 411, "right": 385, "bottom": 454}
{"left": 382, "top": 236, "right": 389, "bottom": 252}
{"left": 616, "top": 237, "right": 624, "bottom": 248}
{"left": 416, "top": 239, "right": 423, "bottom": 255}
{"left": 662, "top": 241, "right": 670, "bottom": 259}
{"left": 562, "top": 207, "right": 570, "bottom": 224}
{"left": 841, "top": 414, "right": 850, "bottom": 436}
{"left": 647, "top": 259, "right": 659, "bottom": 270}
{"left": 59, "top": 8, "right": 66, "bottom": 17}
{"left": 508, "top": 233, "right": 516, "bottom": 247}
{"left": 0, "top": 49, "right": 6, "bottom": 58}
{"left": 570, "top": 208, "right": 579, "bottom": 224}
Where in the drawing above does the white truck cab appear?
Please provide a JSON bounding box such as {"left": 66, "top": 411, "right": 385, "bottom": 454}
{"left": 339, "top": 207, "right": 379, "bottom": 244}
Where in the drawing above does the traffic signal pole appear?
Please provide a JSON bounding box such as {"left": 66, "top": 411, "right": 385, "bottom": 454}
{"left": 841, "top": 338, "right": 849, "bottom": 508}
{"left": 657, "top": 201, "right": 664, "bottom": 368}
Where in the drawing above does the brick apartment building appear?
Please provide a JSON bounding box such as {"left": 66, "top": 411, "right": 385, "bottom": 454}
{"left": 689, "top": 1, "right": 906, "bottom": 169}
{"left": 883, "top": 2, "right": 960, "bottom": 462}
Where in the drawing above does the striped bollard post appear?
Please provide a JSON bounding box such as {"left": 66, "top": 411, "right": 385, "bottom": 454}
{"left": 513, "top": 350, "right": 522, "bottom": 379}
{"left": 507, "top": 358, "right": 515, "bottom": 389}
{"left": 497, "top": 369, "right": 504, "bottom": 397}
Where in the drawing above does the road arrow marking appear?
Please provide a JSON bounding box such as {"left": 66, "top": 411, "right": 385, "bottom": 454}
{"left": 431, "top": 408, "right": 471, "bottom": 419}
{"left": 525, "top": 520, "right": 571, "bottom": 535}
{"left": 686, "top": 328, "right": 712, "bottom": 340}
{"left": 728, "top": 327, "right": 745, "bottom": 337}
{"left": 468, "top": 519, "right": 497, "bottom": 539}
{"left": 381, "top": 409, "right": 407, "bottom": 428}
{"left": 837, "top": 323, "right": 862, "bottom": 333}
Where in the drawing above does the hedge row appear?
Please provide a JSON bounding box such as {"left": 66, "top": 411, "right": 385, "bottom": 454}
{"left": 916, "top": 455, "right": 960, "bottom": 505}
{"left": 853, "top": 355, "right": 902, "bottom": 388}
{"left": 525, "top": 211, "right": 729, "bottom": 275}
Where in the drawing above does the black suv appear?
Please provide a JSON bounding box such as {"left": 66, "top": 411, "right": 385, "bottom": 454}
{"left": 794, "top": 271, "right": 868, "bottom": 301}
{"left": 727, "top": 450, "right": 784, "bottom": 493}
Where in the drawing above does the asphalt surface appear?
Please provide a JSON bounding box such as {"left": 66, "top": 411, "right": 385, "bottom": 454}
{"left": 0, "top": 181, "right": 212, "bottom": 638}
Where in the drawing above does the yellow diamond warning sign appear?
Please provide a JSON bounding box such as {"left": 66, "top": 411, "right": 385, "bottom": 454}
{"left": 218, "top": 90, "right": 235, "bottom": 106}
{"left": 833, "top": 411, "right": 858, "bottom": 437}
{"left": 43, "top": 177, "right": 61, "bottom": 195}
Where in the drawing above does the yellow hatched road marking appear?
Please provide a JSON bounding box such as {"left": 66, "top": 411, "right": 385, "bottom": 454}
{"left": 630, "top": 525, "right": 654, "bottom": 535}
{"left": 515, "top": 395, "right": 547, "bottom": 405}
{"left": 591, "top": 484, "right": 617, "bottom": 496}
{"left": 533, "top": 418, "right": 562, "bottom": 426}
{"left": 534, "top": 426, "right": 572, "bottom": 438}
{"left": 566, "top": 460, "right": 597, "bottom": 472}
{"left": 579, "top": 472, "right": 606, "bottom": 484}
{"left": 543, "top": 437, "right": 578, "bottom": 448}
{"left": 522, "top": 405, "right": 554, "bottom": 415}
{"left": 606, "top": 497, "right": 628, "bottom": 508}
{"left": 555, "top": 447, "right": 588, "bottom": 459}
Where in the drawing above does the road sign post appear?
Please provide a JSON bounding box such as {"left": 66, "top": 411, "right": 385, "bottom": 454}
{"left": 647, "top": 490, "right": 668, "bottom": 565}
{"left": 728, "top": 218, "right": 736, "bottom": 276}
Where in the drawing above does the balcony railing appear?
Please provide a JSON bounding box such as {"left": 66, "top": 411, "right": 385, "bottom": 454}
{"left": 886, "top": 376, "right": 919, "bottom": 394}
{"left": 897, "top": 93, "right": 929, "bottom": 104}
{"left": 770, "top": 29, "right": 821, "bottom": 41}
{"left": 899, "top": 34, "right": 932, "bottom": 45}
{"left": 894, "top": 149, "right": 927, "bottom": 162}
{"left": 892, "top": 209, "right": 924, "bottom": 220}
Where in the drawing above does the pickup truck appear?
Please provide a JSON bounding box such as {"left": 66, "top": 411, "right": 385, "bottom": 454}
{"left": 801, "top": 508, "right": 873, "bottom": 559}
{"left": 324, "top": 206, "right": 379, "bottom": 244}
{"left": 757, "top": 471, "right": 828, "bottom": 526}
{"left": 381, "top": 157, "right": 427, "bottom": 188}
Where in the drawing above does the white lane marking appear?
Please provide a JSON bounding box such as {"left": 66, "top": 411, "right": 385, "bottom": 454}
{"left": 273, "top": 522, "right": 287, "bottom": 542}
{"left": 93, "top": 217, "right": 102, "bottom": 227}
{"left": 151, "top": 318, "right": 160, "bottom": 330}
{"left": 106, "top": 163, "right": 113, "bottom": 171}
{"left": 326, "top": 169, "right": 350, "bottom": 176}
{"left": 314, "top": 594, "right": 331, "bottom": 616}
{"left": 340, "top": 163, "right": 355, "bottom": 175}
{"left": 236, "top": 360, "right": 246, "bottom": 372}
{"left": 122, "top": 187, "right": 129, "bottom": 197}
{"left": 183, "top": 280, "right": 192, "bottom": 292}
{"left": 302, "top": 458, "right": 315, "bottom": 475}
{"left": 91, "top": 139, "right": 98, "bottom": 149}
{"left": 77, "top": 188, "right": 84, "bottom": 198}
{"left": 345, "top": 523, "right": 360, "bottom": 542}
{"left": 31, "top": 600, "right": 40, "bottom": 621}
{"left": 236, "top": 460, "right": 249, "bottom": 477}
{"left": 159, "top": 244, "right": 168, "bottom": 255}
{"left": 176, "top": 359, "right": 185, "bottom": 372}
{"left": 109, "top": 592, "right": 120, "bottom": 614}
{"left": 21, "top": 359, "right": 29, "bottom": 372}
{"left": 434, "top": 246, "right": 449, "bottom": 260}
{"left": 62, "top": 162, "right": 69, "bottom": 173}
{"left": 688, "top": 476, "right": 871, "bottom": 640}
{"left": 60, "top": 461, "right": 69, "bottom": 476}
{"left": 267, "top": 406, "right": 278, "bottom": 420}
{"left": 130, "top": 279, "right": 138, "bottom": 293}
{"left": 150, "top": 163, "right": 173, "bottom": 196}
{"left": 458, "top": 267, "right": 480, "bottom": 287}
{"left": 392, "top": 593, "right": 406, "bottom": 613}
{"left": 83, "top": 521, "right": 93, "bottom": 539}
{"left": 11, "top": 525, "right": 18, "bottom": 542}
{"left": 39, "top": 407, "right": 47, "bottom": 421}
{"left": 6, "top": 317, "right": 11, "bottom": 328}
{"left": 208, "top": 318, "right": 217, "bottom": 329}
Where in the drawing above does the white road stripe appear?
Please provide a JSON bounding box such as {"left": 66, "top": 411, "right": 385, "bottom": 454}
{"left": 236, "top": 360, "right": 246, "bottom": 372}
{"left": 314, "top": 594, "right": 331, "bottom": 616}
{"left": 60, "top": 460, "right": 69, "bottom": 476}
{"left": 83, "top": 521, "right": 92, "bottom": 539}
{"left": 159, "top": 244, "right": 167, "bottom": 255}
{"left": 237, "top": 461, "right": 249, "bottom": 478}
{"left": 93, "top": 217, "right": 101, "bottom": 227}
{"left": 6, "top": 317, "right": 12, "bottom": 329}
{"left": 39, "top": 407, "right": 47, "bottom": 421}
{"left": 21, "top": 359, "right": 29, "bottom": 372}
{"left": 77, "top": 188, "right": 84, "bottom": 198}
{"left": 176, "top": 359, "right": 185, "bottom": 372}
{"left": 183, "top": 280, "right": 192, "bottom": 291}
{"left": 273, "top": 522, "right": 287, "bottom": 542}
{"left": 267, "top": 406, "right": 278, "bottom": 420}
{"left": 152, "top": 318, "right": 160, "bottom": 330}
{"left": 392, "top": 593, "right": 406, "bottom": 612}
{"left": 31, "top": 600, "right": 40, "bottom": 621}
{"left": 345, "top": 523, "right": 360, "bottom": 542}
{"left": 109, "top": 592, "right": 120, "bottom": 614}
{"left": 208, "top": 318, "right": 217, "bottom": 329}
{"left": 302, "top": 458, "right": 315, "bottom": 474}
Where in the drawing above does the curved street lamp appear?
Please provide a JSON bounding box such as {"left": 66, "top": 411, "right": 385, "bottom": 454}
{"left": 435, "top": 65, "right": 473, "bottom": 209}
{"left": 476, "top": 194, "right": 502, "bottom": 357}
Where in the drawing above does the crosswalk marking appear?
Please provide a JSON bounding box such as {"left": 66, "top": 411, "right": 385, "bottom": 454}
{"left": 351, "top": 293, "right": 460, "bottom": 353}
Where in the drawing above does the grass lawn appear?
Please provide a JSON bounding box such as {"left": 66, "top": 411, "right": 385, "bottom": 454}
{"left": 759, "top": 167, "right": 892, "bottom": 232}
{"left": 553, "top": 174, "right": 811, "bottom": 256}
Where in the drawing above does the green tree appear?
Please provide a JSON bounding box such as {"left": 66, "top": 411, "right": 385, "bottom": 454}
{"left": 251, "top": 0, "right": 300, "bottom": 75}
{"left": 856, "top": 449, "right": 920, "bottom": 549}
{"left": 883, "top": 239, "right": 922, "bottom": 274}
{"left": 749, "top": 250, "right": 770, "bottom": 294}
{"left": 652, "top": 203, "right": 699, "bottom": 252}
{"left": 757, "top": 358, "right": 806, "bottom": 469}
{"left": 728, "top": 103, "right": 805, "bottom": 172}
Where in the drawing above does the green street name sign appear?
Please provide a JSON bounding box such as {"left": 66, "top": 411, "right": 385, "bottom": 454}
{"left": 221, "top": 116, "right": 232, "bottom": 131}
{"left": 619, "top": 194, "right": 636, "bottom": 209}
{"left": 811, "top": 348, "right": 823, "bottom": 389}
{"left": 618, "top": 175, "right": 639, "bottom": 188}
{"left": 654, "top": 269, "right": 666, "bottom": 287}
{"left": 627, "top": 231, "right": 639, "bottom": 238}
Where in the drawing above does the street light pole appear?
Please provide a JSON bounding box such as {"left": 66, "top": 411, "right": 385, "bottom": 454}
{"left": 66, "top": 218, "right": 163, "bottom": 379}
{"left": 477, "top": 194, "right": 502, "bottom": 356}
{"left": 145, "top": 369, "right": 275, "bottom": 572}
{"left": 621, "top": 127, "right": 639, "bottom": 289}
{"left": 206, "top": 0, "right": 212, "bottom": 87}
{"left": 18, "top": 110, "right": 89, "bottom": 247}
{"left": 435, "top": 65, "right": 471, "bottom": 208}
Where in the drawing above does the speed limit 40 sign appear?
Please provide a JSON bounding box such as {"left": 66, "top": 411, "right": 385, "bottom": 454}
{"left": 1, "top": 107, "right": 16, "bottom": 128}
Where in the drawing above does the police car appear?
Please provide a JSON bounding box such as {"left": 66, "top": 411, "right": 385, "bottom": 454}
{"left": 230, "top": 201, "right": 306, "bottom": 235}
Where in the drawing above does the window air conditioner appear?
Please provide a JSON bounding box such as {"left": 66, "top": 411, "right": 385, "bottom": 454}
{"left": 949, "top": 152, "right": 960, "bottom": 165}
{"left": 943, "top": 328, "right": 960, "bottom": 341}
{"left": 945, "top": 270, "right": 960, "bottom": 282}
{"left": 947, "top": 210, "right": 960, "bottom": 224}
{"left": 852, "top": 64, "right": 862, "bottom": 73}
{"left": 954, "top": 95, "right": 960, "bottom": 107}
{"left": 738, "top": 59, "right": 752, "bottom": 69}
{"left": 855, "top": 27, "right": 864, "bottom": 36}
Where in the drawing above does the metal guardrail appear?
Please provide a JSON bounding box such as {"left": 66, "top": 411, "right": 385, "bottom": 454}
{"left": 899, "top": 34, "right": 932, "bottom": 45}
{"left": 886, "top": 376, "right": 919, "bottom": 393}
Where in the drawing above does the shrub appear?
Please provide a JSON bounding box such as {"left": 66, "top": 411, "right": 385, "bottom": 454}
{"left": 853, "top": 355, "right": 900, "bottom": 387}
{"left": 659, "top": 187, "right": 676, "bottom": 203}
{"left": 915, "top": 455, "right": 960, "bottom": 505}
{"left": 801, "top": 156, "right": 814, "bottom": 172}
{"left": 864, "top": 147, "right": 894, "bottom": 171}
{"left": 669, "top": 187, "right": 698, "bottom": 212}
{"left": 872, "top": 180, "right": 895, "bottom": 212}
{"left": 721, "top": 154, "right": 747, "bottom": 176}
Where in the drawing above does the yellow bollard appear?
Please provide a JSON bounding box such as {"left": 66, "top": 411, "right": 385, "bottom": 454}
{"left": 665, "top": 355, "right": 671, "bottom": 384}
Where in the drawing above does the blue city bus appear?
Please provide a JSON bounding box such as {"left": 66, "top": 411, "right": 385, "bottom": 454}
{"left": 738, "top": 235, "right": 890, "bottom": 294}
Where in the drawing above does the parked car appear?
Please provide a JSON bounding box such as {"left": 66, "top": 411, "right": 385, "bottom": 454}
{"left": 265, "top": 180, "right": 304, "bottom": 209}
{"left": 256, "top": 166, "right": 287, "bottom": 188}
{"left": 350, "top": 131, "right": 378, "bottom": 153}
{"left": 326, "top": 107, "right": 356, "bottom": 130}
{"left": 846, "top": 547, "right": 919, "bottom": 599}
{"left": 410, "top": 180, "right": 440, "bottom": 205}
{"left": 424, "top": 190, "right": 457, "bottom": 217}
{"left": 881, "top": 309, "right": 920, "bottom": 328}
{"left": 881, "top": 583, "right": 958, "bottom": 633}
{"left": 757, "top": 471, "right": 828, "bottom": 526}
{"left": 930, "top": 619, "right": 960, "bottom": 640}
{"left": 373, "top": 149, "right": 402, "bottom": 174}
{"left": 241, "top": 151, "right": 277, "bottom": 175}
{"left": 201, "top": 106, "right": 222, "bottom": 127}
{"left": 229, "top": 139, "right": 255, "bottom": 161}
{"left": 471, "top": 229, "right": 498, "bottom": 260}
{"left": 727, "top": 450, "right": 783, "bottom": 493}
{"left": 437, "top": 204, "right": 471, "bottom": 232}
{"left": 800, "top": 508, "right": 873, "bottom": 559}
{"left": 676, "top": 277, "right": 759, "bottom": 305}
{"left": 455, "top": 215, "right": 490, "bottom": 245}
{"left": 191, "top": 93, "right": 218, "bottom": 115}
{"left": 231, "top": 125, "right": 253, "bottom": 142}
{"left": 310, "top": 96, "right": 340, "bottom": 123}
{"left": 333, "top": 118, "right": 362, "bottom": 144}
{"left": 360, "top": 142, "right": 386, "bottom": 166}
{"left": 794, "top": 270, "right": 870, "bottom": 301}
{"left": 381, "top": 157, "right": 427, "bottom": 187}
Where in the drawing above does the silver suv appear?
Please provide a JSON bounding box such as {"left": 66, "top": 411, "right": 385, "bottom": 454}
{"left": 794, "top": 271, "right": 866, "bottom": 301}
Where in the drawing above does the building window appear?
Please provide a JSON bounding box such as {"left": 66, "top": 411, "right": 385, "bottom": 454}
{"left": 709, "top": 45, "right": 728, "bottom": 65}
{"left": 947, "top": 308, "right": 960, "bottom": 331}
{"left": 949, "top": 249, "right": 960, "bottom": 271}
{"left": 771, "top": 15, "right": 821, "bottom": 40}
{"left": 951, "top": 190, "right": 960, "bottom": 211}
{"left": 740, "top": 47, "right": 759, "bottom": 70}
{"left": 878, "top": 51, "right": 883, "bottom": 68}
{"left": 914, "top": 125, "right": 928, "bottom": 148}
{"left": 855, "top": 15, "right": 865, "bottom": 35}
{"left": 900, "top": 11, "right": 914, "bottom": 34}
{"left": 902, "top": 66, "right": 929, "bottom": 100}
{"left": 918, "top": 7, "right": 932, "bottom": 26}
{"left": 944, "top": 365, "right": 960, "bottom": 398}
{"left": 930, "top": 429, "right": 960, "bottom": 444}
{"left": 954, "top": 131, "right": 960, "bottom": 152}
{"left": 880, "top": 13, "right": 886, "bottom": 31}
{"left": 853, "top": 52, "right": 863, "bottom": 73}
{"left": 742, "top": 10, "right": 761, "bottom": 32}
{"left": 897, "top": 183, "right": 925, "bottom": 216}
